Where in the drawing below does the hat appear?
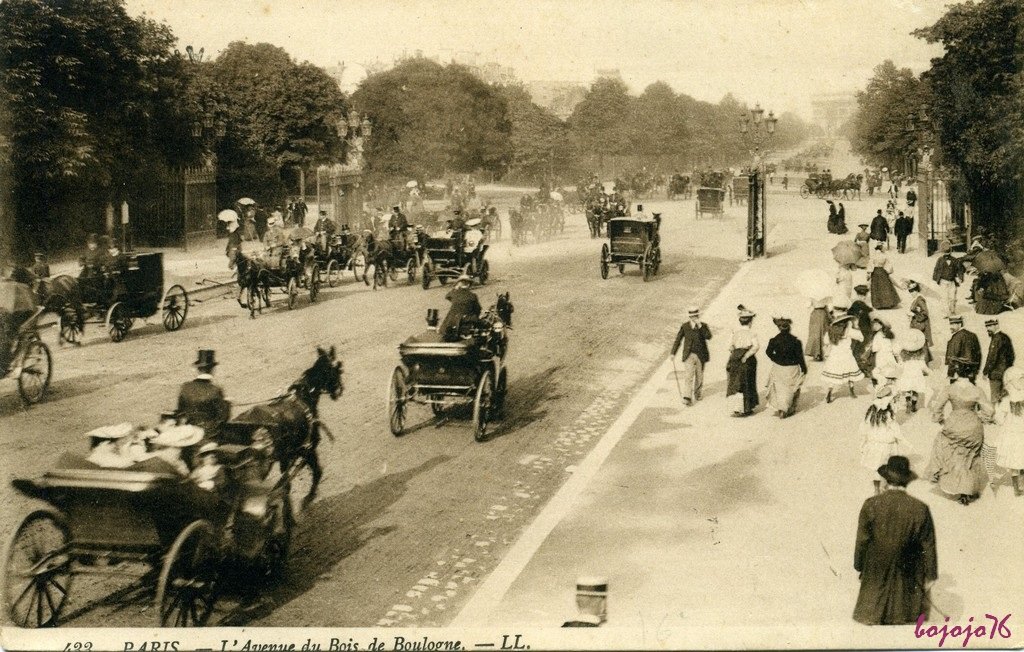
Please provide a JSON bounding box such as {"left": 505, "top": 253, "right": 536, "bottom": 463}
{"left": 854, "top": 284, "right": 869, "bottom": 295}
{"left": 194, "top": 349, "right": 217, "bottom": 370}
{"left": 737, "top": 304, "right": 755, "bottom": 319}
{"left": 831, "top": 314, "right": 855, "bottom": 326}
{"left": 1004, "top": 367, "right": 1024, "bottom": 401}
{"left": 150, "top": 425, "right": 204, "bottom": 448}
{"left": 455, "top": 273, "right": 473, "bottom": 285}
{"left": 947, "top": 314, "right": 963, "bottom": 324}
{"left": 464, "top": 218, "right": 482, "bottom": 227}
{"left": 636, "top": 204, "right": 643, "bottom": 212}
{"left": 858, "top": 223, "right": 869, "bottom": 229}
{"left": 576, "top": 576, "right": 608, "bottom": 597}
{"left": 687, "top": 305, "right": 700, "bottom": 317}
{"left": 877, "top": 455, "right": 917, "bottom": 486}
{"left": 984, "top": 318, "right": 999, "bottom": 328}
{"left": 86, "top": 422, "right": 134, "bottom": 440}
{"left": 938, "top": 240, "right": 952, "bottom": 253}
{"left": 900, "top": 329, "right": 926, "bottom": 352}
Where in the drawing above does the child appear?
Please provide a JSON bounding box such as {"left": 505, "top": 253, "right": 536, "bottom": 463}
{"left": 860, "top": 386, "right": 912, "bottom": 493}
{"left": 897, "top": 329, "right": 930, "bottom": 412}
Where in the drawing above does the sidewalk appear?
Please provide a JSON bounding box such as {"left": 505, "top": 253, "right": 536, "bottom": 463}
{"left": 452, "top": 191, "right": 1024, "bottom": 648}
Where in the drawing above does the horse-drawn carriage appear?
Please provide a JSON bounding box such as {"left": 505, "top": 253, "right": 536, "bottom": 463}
{"left": 800, "top": 173, "right": 862, "bottom": 200}
{"left": 387, "top": 295, "right": 513, "bottom": 442}
{"left": 667, "top": 174, "right": 692, "bottom": 200}
{"left": 359, "top": 228, "right": 426, "bottom": 290}
{"left": 46, "top": 252, "right": 188, "bottom": 344}
{"left": 1, "top": 283, "right": 52, "bottom": 404}
{"left": 304, "top": 230, "right": 362, "bottom": 288}
{"left": 695, "top": 187, "right": 726, "bottom": 219}
{"left": 730, "top": 175, "right": 750, "bottom": 206}
{"left": 234, "top": 242, "right": 318, "bottom": 319}
{"left": 599, "top": 216, "right": 662, "bottom": 282}
{"left": 421, "top": 231, "right": 489, "bottom": 289}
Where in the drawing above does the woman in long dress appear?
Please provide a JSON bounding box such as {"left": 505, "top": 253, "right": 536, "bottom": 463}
{"left": 726, "top": 305, "right": 759, "bottom": 417}
{"left": 869, "top": 245, "right": 900, "bottom": 309}
{"left": 897, "top": 330, "right": 930, "bottom": 413}
{"left": 860, "top": 386, "right": 912, "bottom": 490}
{"left": 765, "top": 315, "right": 806, "bottom": 418}
{"left": 854, "top": 224, "right": 871, "bottom": 268}
{"left": 994, "top": 367, "right": 1024, "bottom": 496}
{"left": 822, "top": 315, "right": 864, "bottom": 403}
{"left": 834, "top": 264, "right": 853, "bottom": 307}
{"left": 906, "top": 280, "right": 933, "bottom": 364}
{"left": 925, "top": 361, "right": 993, "bottom": 505}
{"left": 869, "top": 317, "right": 899, "bottom": 382}
{"left": 806, "top": 298, "right": 828, "bottom": 362}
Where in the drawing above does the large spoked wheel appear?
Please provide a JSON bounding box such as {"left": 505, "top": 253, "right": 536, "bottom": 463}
{"left": 351, "top": 253, "right": 367, "bottom": 284}
{"left": 388, "top": 367, "right": 408, "bottom": 436}
{"left": 308, "top": 264, "right": 320, "bottom": 303}
{"left": 642, "top": 245, "right": 654, "bottom": 282}
{"left": 1, "top": 510, "right": 72, "bottom": 628}
{"left": 405, "top": 258, "right": 417, "bottom": 285}
{"left": 599, "top": 244, "right": 609, "bottom": 280}
{"left": 156, "top": 520, "right": 218, "bottom": 627}
{"left": 287, "top": 277, "right": 298, "bottom": 310}
{"left": 387, "top": 259, "right": 400, "bottom": 283}
{"left": 17, "top": 339, "right": 52, "bottom": 405}
{"left": 105, "top": 303, "right": 131, "bottom": 342}
{"left": 161, "top": 284, "right": 189, "bottom": 332}
{"left": 478, "top": 259, "right": 489, "bottom": 285}
{"left": 58, "top": 309, "right": 83, "bottom": 346}
{"left": 799, "top": 186, "right": 810, "bottom": 199}
{"left": 326, "top": 259, "right": 341, "bottom": 287}
{"left": 421, "top": 262, "right": 433, "bottom": 290}
{"left": 473, "top": 370, "right": 493, "bottom": 442}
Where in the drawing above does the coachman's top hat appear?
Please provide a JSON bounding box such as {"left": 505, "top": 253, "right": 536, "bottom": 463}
{"left": 877, "top": 455, "right": 916, "bottom": 486}
{"left": 194, "top": 350, "right": 217, "bottom": 370}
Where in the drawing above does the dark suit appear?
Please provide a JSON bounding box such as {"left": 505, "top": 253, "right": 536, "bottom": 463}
{"left": 853, "top": 489, "right": 937, "bottom": 625}
{"left": 869, "top": 214, "right": 890, "bottom": 244}
{"left": 440, "top": 288, "right": 481, "bottom": 341}
{"left": 945, "top": 328, "right": 982, "bottom": 379}
{"left": 894, "top": 216, "right": 913, "bottom": 253}
{"left": 983, "top": 331, "right": 1015, "bottom": 400}
{"left": 671, "top": 320, "right": 712, "bottom": 402}
{"left": 177, "top": 376, "right": 230, "bottom": 433}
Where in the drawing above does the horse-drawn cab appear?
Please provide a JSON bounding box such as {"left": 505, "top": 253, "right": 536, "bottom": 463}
{"left": 421, "top": 229, "right": 490, "bottom": 290}
{"left": 599, "top": 215, "right": 662, "bottom": 282}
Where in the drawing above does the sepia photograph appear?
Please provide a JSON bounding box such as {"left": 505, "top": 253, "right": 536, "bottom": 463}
{"left": 0, "top": 0, "right": 1022, "bottom": 649}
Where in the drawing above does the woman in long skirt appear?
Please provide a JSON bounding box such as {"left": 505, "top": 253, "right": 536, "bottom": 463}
{"left": 822, "top": 315, "right": 864, "bottom": 403}
{"left": 727, "top": 305, "right": 760, "bottom": 417}
{"left": 806, "top": 298, "right": 828, "bottom": 361}
{"left": 766, "top": 315, "right": 806, "bottom": 418}
{"left": 995, "top": 367, "right": 1024, "bottom": 496}
{"left": 925, "top": 361, "right": 993, "bottom": 505}
{"left": 869, "top": 245, "right": 900, "bottom": 309}
{"left": 869, "top": 317, "right": 899, "bottom": 382}
{"left": 907, "top": 280, "right": 933, "bottom": 364}
{"left": 860, "top": 386, "right": 912, "bottom": 491}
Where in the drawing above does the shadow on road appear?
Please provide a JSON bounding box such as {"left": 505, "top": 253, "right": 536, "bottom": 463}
{"left": 483, "top": 364, "right": 565, "bottom": 442}
{"left": 0, "top": 370, "right": 160, "bottom": 416}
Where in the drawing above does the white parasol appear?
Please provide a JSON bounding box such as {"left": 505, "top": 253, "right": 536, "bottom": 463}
{"left": 794, "top": 269, "right": 833, "bottom": 301}
{"left": 406, "top": 180, "right": 418, "bottom": 188}
{"left": 217, "top": 209, "right": 239, "bottom": 223}
{"left": 237, "top": 197, "right": 256, "bottom": 206}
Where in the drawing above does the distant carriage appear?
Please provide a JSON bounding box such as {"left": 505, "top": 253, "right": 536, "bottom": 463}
{"left": 667, "top": 175, "right": 692, "bottom": 200}
{"left": 695, "top": 187, "right": 726, "bottom": 219}
{"left": 731, "top": 175, "right": 750, "bottom": 206}
{"left": 599, "top": 216, "right": 662, "bottom": 282}
{"left": 234, "top": 245, "right": 318, "bottom": 319}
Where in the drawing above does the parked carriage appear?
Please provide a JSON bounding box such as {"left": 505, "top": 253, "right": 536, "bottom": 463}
{"left": 52, "top": 252, "right": 188, "bottom": 344}
{"left": 599, "top": 216, "right": 662, "bottom": 282}
{"left": 387, "top": 295, "right": 513, "bottom": 442}
{"left": 421, "top": 232, "right": 489, "bottom": 289}
{"left": 1, "top": 284, "right": 52, "bottom": 404}
{"left": 695, "top": 187, "right": 726, "bottom": 219}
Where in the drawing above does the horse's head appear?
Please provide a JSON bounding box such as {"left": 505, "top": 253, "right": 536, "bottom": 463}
{"left": 309, "top": 345, "right": 344, "bottom": 401}
{"left": 495, "top": 292, "right": 513, "bottom": 327}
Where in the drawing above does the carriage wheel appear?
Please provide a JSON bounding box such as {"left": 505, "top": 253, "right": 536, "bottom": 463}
{"left": 351, "top": 253, "right": 367, "bottom": 284}
{"left": 161, "top": 284, "right": 189, "bottom": 332}
{"left": 642, "top": 246, "right": 654, "bottom": 282}
{"left": 156, "top": 520, "right": 217, "bottom": 627}
{"left": 405, "top": 258, "right": 417, "bottom": 285}
{"left": 799, "top": 187, "right": 810, "bottom": 199}
{"left": 599, "top": 244, "right": 609, "bottom": 280}
{"left": 473, "top": 370, "right": 493, "bottom": 443}
{"left": 326, "top": 260, "right": 341, "bottom": 288}
{"left": 308, "top": 265, "right": 320, "bottom": 303}
{"left": 388, "top": 367, "right": 408, "bottom": 436}
{"left": 388, "top": 260, "right": 400, "bottom": 283}
{"left": 58, "top": 310, "right": 83, "bottom": 346}
{"left": 17, "top": 339, "right": 52, "bottom": 405}
{"left": 421, "top": 262, "right": 433, "bottom": 290}
{"left": 106, "top": 303, "right": 131, "bottom": 342}
{"left": 1, "top": 510, "right": 72, "bottom": 628}
{"left": 287, "top": 277, "right": 298, "bottom": 310}
{"left": 478, "top": 259, "right": 489, "bottom": 285}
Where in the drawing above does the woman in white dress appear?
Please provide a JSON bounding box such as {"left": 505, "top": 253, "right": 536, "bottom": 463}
{"left": 869, "top": 316, "right": 899, "bottom": 382}
{"left": 860, "top": 385, "right": 912, "bottom": 492}
{"left": 994, "top": 366, "right": 1024, "bottom": 496}
{"left": 897, "top": 329, "right": 930, "bottom": 413}
{"left": 822, "top": 315, "right": 864, "bottom": 403}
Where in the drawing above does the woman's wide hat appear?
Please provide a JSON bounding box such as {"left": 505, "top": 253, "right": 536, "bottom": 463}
{"left": 900, "top": 329, "right": 927, "bottom": 352}
{"left": 877, "top": 455, "right": 917, "bottom": 486}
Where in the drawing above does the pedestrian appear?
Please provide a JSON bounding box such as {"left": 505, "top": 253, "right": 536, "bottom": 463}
{"left": 834, "top": 263, "right": 854, "bottom": 307}
{"left": 893, "top": 211, "right": 913, "bottom": 254}
{"left": 765, "top": 314, "right": 806, "bottom": 418}
{"left": 854, "top": 224, "right": 871, "bottom": 265}
{"left": 926, "top": 359, "right": 992, "bottom": 505}
{"left": 837, "top": 202, "right": 848, "bottom": 233}
{"left": 869, "top": 209, "right": 890, "bottom": 251}
{"left": 905, "top": 186, "right": 917, "bottom": 219}
{"left": 782, "top": 174, "right": 788, "bottom": 190}
{"left": 176, "top": 350, "right": 231, "bottom": 435}
{"left": 823, "top": 314, "right": 864, "bottom": 403}
{"left": 931, "top": 240, "right": 962, "bottom": 315}
{"left": 726, "top": 305, "right": 759, "bottom": 417}
{"left": 849, "top": 285, "right": 874, "bottom": 376}
{"left": 853, "top": 455, "right": 937, "bottom": 625}
{"left": 973, "top": 271, "right": 1009, "bottom": 315}
{"left": 945, "top": 315, "right": 981, "bottom": 381}
{"left": 982, "top": 318, "right": 1015, "bottom": 402}
{"left": 224, "top": 219, "right": 242, "bottom": 269}
{"left": 869, "top": 316, "right": 899, "bottom": 383}
{"left": 859, "top": 387, "right": 912, "bottom": 482}
{"left": 868, "top": 245, "right": 900, "bottom": 309}
{"left": 806, "top": 297, "right": 829, "bottom": 362}
{"left": 994, "top": 367, "right": 1024, "bottom": 496}
{"left": 906, "top": 280, "right": 933, "bottom": 364}
{"left": 670, "top": 305, "right": 712, "bottom": 406}
{"left": 897, "top": 330, "right": 930, "bottom": 413}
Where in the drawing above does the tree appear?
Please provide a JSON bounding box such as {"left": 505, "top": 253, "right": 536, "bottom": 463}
{"left": 498, "top": 84, "right": 574, "bottom": 183}
{"left": 849, "top": 60, "right": 930, "bottom": 172}
{"left": 629, "top": 82, "right": 691, "bottom": 167}
{"left": 351, "top": 58, "right": 512, "bottom": 180}
{"left": 568, "top": 77, "right": 634, "bottom": 168}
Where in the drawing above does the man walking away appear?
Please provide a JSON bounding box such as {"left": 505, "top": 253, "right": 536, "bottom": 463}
{"left": 671, "top": 306, "right": 712, "bottom": 406}
{"left": 945, "top": 315, "right": 981, "bottom": 381}
{"left": 894, "top": 211, "right": 913, "bottom": 254}
{"left": 983, "top": 318, "right": 1015, "bottom": 401}
{"left": 870, "top": 209, "right": 891, "bottom": 251}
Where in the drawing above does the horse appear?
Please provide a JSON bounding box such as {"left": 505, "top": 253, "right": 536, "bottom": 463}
{"left": 228, "top": 346, "right": 343, "bottom": 507}
{"left": 233, "top": 249, "right": 268, "bottom": 319}
{"left": 35, "top": 274, "right": 85, "bottom": 345}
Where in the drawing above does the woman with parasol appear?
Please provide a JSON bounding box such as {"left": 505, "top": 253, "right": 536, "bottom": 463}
{"left": 869, "top": 244, "right": 900, "bottom": 309}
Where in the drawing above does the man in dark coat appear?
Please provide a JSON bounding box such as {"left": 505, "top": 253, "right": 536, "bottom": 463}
{"left": 439, "top": 274, "right": 481, "bottom": 342}
{"left": 982, "top": 318, "right": 1015, "bottom": 401}
{"left": 945, "top": 315, "right": 981, "bottom": 381}
{"left": 671, "top": 305, "right": 712, "bottom": 405}
{"left": 177, "top": 350, "right": 231, "bottom": 434}
{"left": 893, "top": 211, "right": 913, "bottom": 254}
{"left": 869, "top": 209, "right": 890, "bottom": 250}
{"left": 853, "top": 456, "right": 937, "bottom": 625}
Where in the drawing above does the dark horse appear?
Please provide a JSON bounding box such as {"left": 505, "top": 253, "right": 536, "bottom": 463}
{"left": 35, "top": 274, "right": 85, "bottom": 345}
{"left": 233, "top": 249, "right": 265, "bottom": 319}
{"left": 227, "top": 346, "right": 343, "bottom": 507}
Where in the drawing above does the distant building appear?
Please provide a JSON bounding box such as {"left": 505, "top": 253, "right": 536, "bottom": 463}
{"left": 810, "top": 93, "right": 857, "bottom": 137}
{"left": 526, "top": 81, "right": 587, "bottom": 119}
{"left": 595, "top": 68, "right": 623, "bottom": 81}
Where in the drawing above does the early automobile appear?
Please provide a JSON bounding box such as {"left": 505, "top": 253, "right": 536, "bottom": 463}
{"left": 599, "top": 216, "right": 662, "bottom": 282}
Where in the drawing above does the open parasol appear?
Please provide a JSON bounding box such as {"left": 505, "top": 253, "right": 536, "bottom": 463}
{"left": 217, "top": 209, "right": 239, "bottom": 223}
{"left": 795, "top": 269, "right": 834, "bottom": 301}
{"left": 406, "top": 180, "right": 419, "bottom": 188}
{"left": 832, "top": 241, "right": 862, "bottom": 266}
{"left": 971, "top": 250, "right": 1005, "bottom": 274}
{"left": 237, "top": 197, "right": 256, "bottom": 206}
{"left": 287, "top": 226, "right": 315, "bottom": 241}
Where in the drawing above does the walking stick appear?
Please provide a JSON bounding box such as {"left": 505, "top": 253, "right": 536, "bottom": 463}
{"left": 670, "top": 355, "right": 686, "bottom": 404}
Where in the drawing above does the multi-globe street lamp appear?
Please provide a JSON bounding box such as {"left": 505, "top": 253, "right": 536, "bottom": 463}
{"left": 738, "top": 103, "right": 778, "bottom": 259}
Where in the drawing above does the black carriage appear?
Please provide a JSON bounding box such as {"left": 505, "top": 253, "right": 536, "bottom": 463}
{"left": 363, "top": 228, "right": 425, "bottom": 290}
{"left": 667, "top": 175, "right": 691, "bottom": 200}
{"left": 238, "top": 245, "right": 317, "bottom": 319}
{"left": 1, "top": 284, "right": 53, "bottom": 404}
{"left": 58, "top": 252, "right": 188, "bottom": 344}
{"left": 730, "top": 175, "right": 750, "bottom": 206}
{"left": 387, "top": 297, "right": 512, "bottom": 442}
{"left": 308, "top": 231, "right": 361, "bottom": 288}
{"left": 2, "top": 443, "right": 300, "bottom": 627}
{"left": 695, "top": 187, "right": 725, "bottom": 219}
{"left": 599, "top": 216, "right": 662, "bottom": 282}
{"left": 420, "top": 231, "right": 489, "bottom": 289}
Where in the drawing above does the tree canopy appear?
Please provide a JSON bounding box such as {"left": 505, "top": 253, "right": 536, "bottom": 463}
{"left": 849, "top": 60, "right": 930, "bottom": 171}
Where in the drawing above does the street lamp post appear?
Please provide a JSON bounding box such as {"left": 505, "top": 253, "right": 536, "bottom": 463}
{"left": 738, "top": 104, "right": 778, "bottom": 259}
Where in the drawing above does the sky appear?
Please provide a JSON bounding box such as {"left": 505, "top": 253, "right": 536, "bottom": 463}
{"left": 125, "top": 0, "right": 953, "bottom": 119}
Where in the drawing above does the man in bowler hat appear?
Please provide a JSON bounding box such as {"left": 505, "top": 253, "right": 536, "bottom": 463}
{"left": 177, "top": 350, "right": 230, "bottom": 434}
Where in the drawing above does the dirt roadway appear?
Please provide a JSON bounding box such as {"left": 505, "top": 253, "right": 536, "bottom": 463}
{"left": 0, "top": 198, "right": 741, "bottom": 627}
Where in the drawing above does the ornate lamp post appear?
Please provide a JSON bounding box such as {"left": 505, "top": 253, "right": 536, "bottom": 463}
{"left": 738, "top": 103, "right": 778, "bottom": 259}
